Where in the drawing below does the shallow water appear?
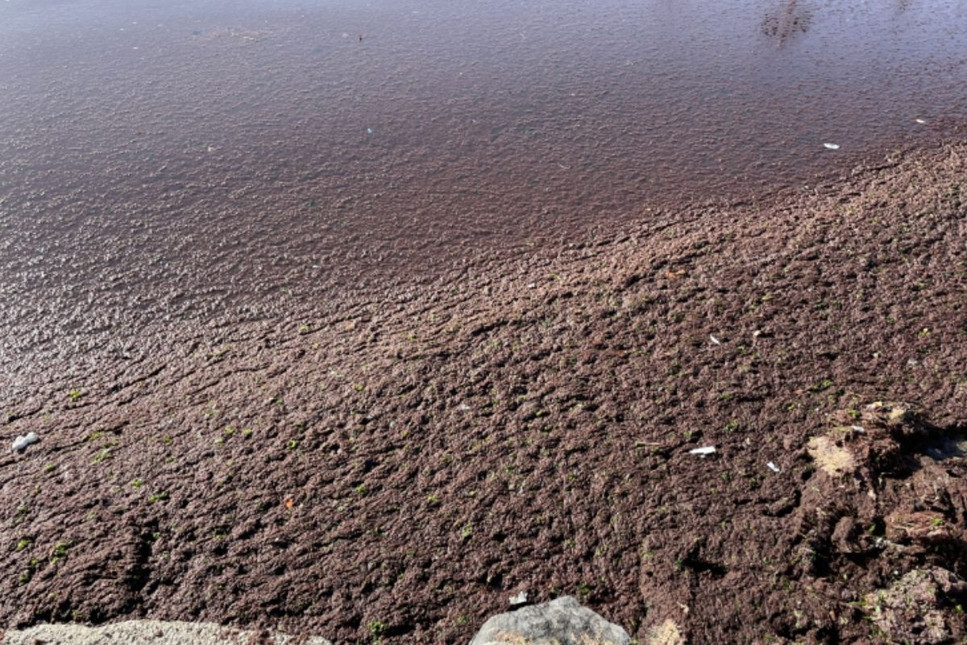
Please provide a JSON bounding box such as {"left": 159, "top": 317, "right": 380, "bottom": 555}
{"left": 0, "top": 0, "right": 965, "bottom": 343}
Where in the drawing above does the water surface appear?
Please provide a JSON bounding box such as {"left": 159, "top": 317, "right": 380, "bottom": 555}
{"left": 0, "top": 0, "right": 965, "bottom": 348}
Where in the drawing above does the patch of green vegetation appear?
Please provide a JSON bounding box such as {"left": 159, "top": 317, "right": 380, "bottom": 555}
{"left": 161, "top": 435, "right": 174, "bottom": 446}
{"left": 242, "top": 427, "right": 253, "bottom": 438}
{"left": 43, "top": 463, "right": 56, "bottom": 474}
{"left": 93, "top": 448, "right": 112, "bottom": 464}
{"left": 16, "top": 538, "right": 31, "bottom": 551}
{"left": 50, "top": 542, "right": 71, "bottom": 562}
{"left": 69, "top": 389, "right": 84, "bottom": 402}
{"left": 147, "top": 492, "right": 169, "bottom": 504}
{"left": 808, "top": 379, "right": 834, "bottom": 393}
{"left": 131, "top": 479, "right": 144, "bottom": 489}
{"left": 367, "top": 619, "right": 386, "bottom": 641}
{"left": 287, "top": 439, "right": 299, "bottom": 450}
{"left": 19, "top": 557, "right": 40, "bottom": 584}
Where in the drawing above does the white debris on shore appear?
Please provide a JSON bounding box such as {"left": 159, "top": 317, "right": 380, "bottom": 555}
{"left": 688, "top": 446, "right": 717, "bottom": 456}
{"left": 11, "top": 432, "right": 39, "bottom": 453}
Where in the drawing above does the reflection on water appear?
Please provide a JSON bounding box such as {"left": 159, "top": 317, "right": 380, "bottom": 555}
{"left": 762, "top": 0, "right": 811, "bottom": 48}
{"left": 1, "top": 0, "right": 964, "bottom": 208}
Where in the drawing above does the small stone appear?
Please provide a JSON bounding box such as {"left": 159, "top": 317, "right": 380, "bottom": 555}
{"left": 12, "top": 432, "right": 39, "bottom": 453}
{"left": 471, "top": 596, "right": 630, "bottom": 645}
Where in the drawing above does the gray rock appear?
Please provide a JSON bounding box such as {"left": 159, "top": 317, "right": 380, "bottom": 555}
{"left": 1, "top": 620, "right": 332, "bottom": 645}
{"left": 470, "top": 596, "right": 631, "bottom": 645}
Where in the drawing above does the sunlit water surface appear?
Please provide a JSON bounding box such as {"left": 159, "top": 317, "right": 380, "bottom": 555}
{"left": 0, "top": 0, "right": 965, "bottom": 336}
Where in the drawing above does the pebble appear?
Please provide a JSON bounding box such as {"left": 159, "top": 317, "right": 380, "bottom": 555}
{"left": 12, "top": 432, "right": 39, "bottom": 453}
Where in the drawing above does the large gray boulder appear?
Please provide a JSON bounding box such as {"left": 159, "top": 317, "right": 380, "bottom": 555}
{"left": 470, "top": 596, "right": 631, "bottom": 645}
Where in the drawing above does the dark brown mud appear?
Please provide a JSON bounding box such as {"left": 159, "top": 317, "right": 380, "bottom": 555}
{"left": 2, "top": 142, "right": 967, "bottom": 643}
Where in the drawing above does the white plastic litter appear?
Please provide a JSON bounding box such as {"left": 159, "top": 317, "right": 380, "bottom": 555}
{"left": 11, "top": 432, "right": 39, "bottom": 453}
{"left": 767, "top": 461, "right": 780, "bottom": 473}
{"left": 915, "top": 118, "right": 927, "bottom": 124}
{"left": 509, "top": 591, "right": 529, "bottom": 606}
{"left": 709, "top": 335, "right": 722, "bottom": 345}
{"left": 851, "top": 425, "right": 865, "bottom": 433}
{"left": 689, "top": 446, "right": 717, "bottom": 456}
{"left": 823, "top": 143, "right": 840, "bottom": 150}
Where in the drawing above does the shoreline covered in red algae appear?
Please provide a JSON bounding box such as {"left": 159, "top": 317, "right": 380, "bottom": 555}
{"left": 4, "top": 1, "right": 967, "bottom": 641}
{"left": 3, "top": 138, "right": 967, "bottom": 642}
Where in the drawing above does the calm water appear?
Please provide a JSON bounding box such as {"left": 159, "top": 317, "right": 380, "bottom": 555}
{"left": 0, "top": 0, "right": 965, "bottom": 343}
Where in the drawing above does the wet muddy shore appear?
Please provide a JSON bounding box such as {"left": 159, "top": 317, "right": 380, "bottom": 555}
{"left": 3, "top": 0, "right": 967, "bottom": 641}
{"left": 3, "top": 140, "right": 967, "bottom": 643}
